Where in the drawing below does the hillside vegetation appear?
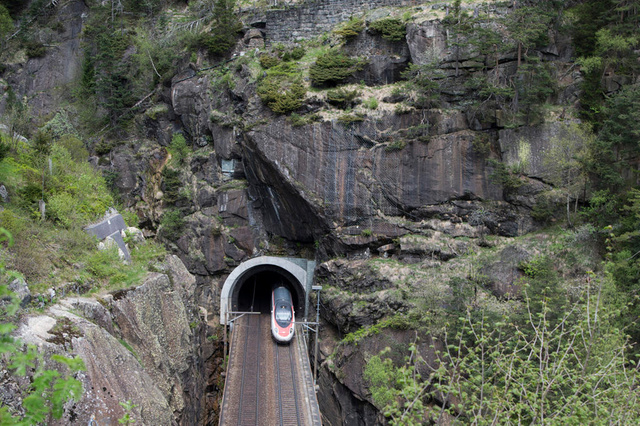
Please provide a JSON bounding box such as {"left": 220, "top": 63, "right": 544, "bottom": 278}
{"left": 2, "top": 0, "right": 640, "bottom": 424}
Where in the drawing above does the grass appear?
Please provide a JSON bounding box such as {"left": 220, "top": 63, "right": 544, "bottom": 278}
{"left": 0, "top": 127, "right": 171, "bottom": 297}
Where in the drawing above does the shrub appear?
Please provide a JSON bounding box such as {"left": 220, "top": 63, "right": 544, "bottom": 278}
{"left": 161, "top": 168, "right": 184, "bottom": 205}
{"left": 364, "top": 97, "right": 379, "bottom": 110}
{"left": 257, "top": 63, "right": 307, "bottom": 114}
{"left": 58, "top": 135, "right": 88, "bottom": 162}
{"left": 337, "top": 113, "right": 365, "bottom": 125}
{"left": 24, "top": 39, "right": 46, "bottom": 58}
{"left": 334, "top": 17, "right": 364, "bottom": 40}
{"left": 193, "top": 0, "right": 241, "bottom": 57}
{"left": 259, "top": 54, "right": 281, "bottom": 69}
{"left": 487, "top": 158, "right": 524, "bottom": 192}
{"left": 0, "top": 209, "right": 26, "bottom": 235}
{"left": 368, "top": 18, "right": 406, "bottom": 42}
{"left": 169, "top": 133, "right": 189, "bottom": 165}
{"left": 159, "top": 208, "right": 184, "bottom": 241}
{"left": 385, "top": 139, "right": 406, "bottom": 152}
{"left": 326, "top": 88, "right": 360, "bottom": 109}
{"left": 288, "top": 113, "right": 321, "bottom": 127}
{"left": 0, "top": 138, "right": 9, "bottom": 162}
{"left": 290, "top": 46, "right": 305, "bottom": 60}
{"left": 309, "top": 50, "right": 366, "bottom": 87}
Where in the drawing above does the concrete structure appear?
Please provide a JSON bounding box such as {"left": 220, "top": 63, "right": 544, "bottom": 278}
{"left": 220, "top": 256, "right": 316, "bottom": 325}
{"left": 84, "top": 212, "right": 131, "bottom": 261}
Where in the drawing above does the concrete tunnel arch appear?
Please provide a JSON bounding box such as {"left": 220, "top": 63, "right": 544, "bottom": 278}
{"left": 220, "top": 256, "right": 316, "bottom": 325}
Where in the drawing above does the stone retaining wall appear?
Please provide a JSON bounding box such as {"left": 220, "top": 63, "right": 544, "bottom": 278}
{"left": 261, "top": 0, "right": 417, "bottom": 43}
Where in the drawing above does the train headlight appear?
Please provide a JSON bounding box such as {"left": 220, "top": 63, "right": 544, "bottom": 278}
{"left": 290, "top": 328, "right": 293, "bottom": 334}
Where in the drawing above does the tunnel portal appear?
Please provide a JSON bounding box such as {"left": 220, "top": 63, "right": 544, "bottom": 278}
{"left": 220, "top": 256, "right": 316, "bottom": 324}
{"left": 233, "top": 268, "right": 304, "bottom": 315}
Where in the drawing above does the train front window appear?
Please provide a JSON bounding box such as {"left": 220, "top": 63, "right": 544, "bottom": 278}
{"left": 276, "top": 305, "right": 291, "bottom": 322}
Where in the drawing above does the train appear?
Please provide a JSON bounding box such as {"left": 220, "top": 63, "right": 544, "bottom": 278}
{"left": 271, "top": 286, "right": 295, "bottom": 343}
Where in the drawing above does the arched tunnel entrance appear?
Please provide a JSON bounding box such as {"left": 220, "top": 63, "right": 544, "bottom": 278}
{"left": 232, "top": 267, "right": 304, "bottom": 315}
{"left": 220, "top": 256, "right": 316, "bottom": 324}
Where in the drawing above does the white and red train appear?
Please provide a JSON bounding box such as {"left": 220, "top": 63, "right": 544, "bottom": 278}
{"left": 271, "top": 286, "right": 295, "bottom": 343}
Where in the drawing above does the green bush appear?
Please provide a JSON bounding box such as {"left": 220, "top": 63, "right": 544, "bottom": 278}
{"left": 161, "top": 168, "right": 184, "bottom": 205}
{"left": 288, "top": 113, "right": 321, "bottom": 127}
{"left": 0, "top": 138, "right": 9, "bottom": 162}
{"left": 363, "top": 97, "right": 379, "bottom": 110}
{"left": 487, "top": 158, "right": 524, "bottom": 193}
{"left": 259, "top": 54, "right": 281, "bottom": 69}
{"left": 192, "top": 0, "right": 241, "bottom": 57}
{"left": 334, "top": 17, "right": 364, "bottom": 40}
{"left": 58, "top": 135, "right": 88, "bottom": 162}
{"left": 257, "top": 63, "right": 307, "bottom": 114}
{"left": 326, "top": 88, "right": 360, "bottom": 109}
{"left": 337, "top": 113, "right": 365, "bottom": 126}
{"left": 309, "top": 50, "right": 366, "bottom": 87}
{"left": 169, "top": 133, "right": 189, "bottom": 165}
{"left": 45, "top": 144, "right": 114, "bottom": 227}
{"left": 23, "top": 40, "right": 46, "bottom": 58}
{"left": 290, "top": 46, "right": 305, "bottom": 60}
{"left": 159, "top": 208, "right": 184, "bottom": 241}
{"left": 368, "top": 18, "right": 406, "bottom": 42}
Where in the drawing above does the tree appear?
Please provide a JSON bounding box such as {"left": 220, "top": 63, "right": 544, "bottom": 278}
{"left": 590, "top": 83, "right": 640, "bottom": 190}
{"left": 502, "top": 2, "right": 554, "bottom": 117}
{"left": 309, "top": 50, "right": 366, "bottom": 87}
{"left": 365, "top": 276, "right": 640, "bottom": 424}
{"left": 194, "top": 0, "right": 241, "bottom": 57}
{"left": 503, "top": 3, "right": 552, "bottom": 69}
{"left": 0, "top": 4, "right": 12, "bottom": 50}
{"left": 543, "top": 122, "right": 592, "bottom": 226}
{"left": 400, "top": 61, "right": 445, "bottom": 109}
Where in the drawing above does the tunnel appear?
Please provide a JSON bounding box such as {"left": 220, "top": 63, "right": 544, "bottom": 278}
{"left": 220, "top": 256, "right": 315, "bottom": 324}
{"left": 232, "top": 267, "right": 304, "bottom": 315}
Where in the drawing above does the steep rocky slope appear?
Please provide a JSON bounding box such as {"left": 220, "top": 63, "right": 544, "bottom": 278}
{"left": 2, "top": 255, "right": 223, "bottom": 425}
{"left": 0, "top": 0, "right": 598, "bottom": 424}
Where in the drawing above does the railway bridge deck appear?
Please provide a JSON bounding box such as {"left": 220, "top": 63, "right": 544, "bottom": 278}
{"left": 219, "top": 314, "right": 322, "bottom": 425}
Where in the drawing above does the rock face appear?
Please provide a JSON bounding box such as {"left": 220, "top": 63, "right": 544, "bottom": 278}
{"left": 243, "top": 114, "right": 504, "bottom": 240}
{"left": 5, "top": 256, "right": 220, "bottom": 426}
{"left": 0, "top": 0, "right": 88, "bottom": 117}
{"left": 0, "top": 2, "right": 582, "bottom": 425}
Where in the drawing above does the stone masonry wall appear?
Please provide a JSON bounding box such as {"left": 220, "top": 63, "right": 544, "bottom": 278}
{"left": 261, "top": 0, "right": 417, "bottom": 43}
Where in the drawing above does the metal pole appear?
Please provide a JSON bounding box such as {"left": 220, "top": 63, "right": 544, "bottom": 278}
{"left": 224, "top": 310, "right": 228, "bottom": 357}
{"left": 313, "top": 286, "right": 322, "bottom": 387}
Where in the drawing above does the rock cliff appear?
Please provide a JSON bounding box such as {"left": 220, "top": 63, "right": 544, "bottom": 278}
{"left": 3, "top": 256, "right": 222, "bottom": 425}
{"left": 0, "top": 0, "right": 585, "bottom": 424}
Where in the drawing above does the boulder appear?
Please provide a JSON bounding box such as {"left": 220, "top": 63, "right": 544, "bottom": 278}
{"left": 479, "top": 245, "right": 532, "bottom": 298}
{"left": 8, "top": 277, "right": 31, "bottom": 307}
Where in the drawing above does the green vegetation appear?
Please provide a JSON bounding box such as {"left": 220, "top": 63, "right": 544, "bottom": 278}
{"left": 118, "top": 400, "right": 138, "bottom": 425}
{"left": 363, "top": 97, "right": 378, "bottom": 110}
{"left": 368, "top": 18, "right": 406, "bottom": 42}
{"left": 365, "top": 280, "right": 640, "bottom": 424}
{"left": 334, "top": 17, "right": 364, "bottom": 40}
{"left": 288, "top": 113, "right": 322, "bottom": 127}
{"left": 309, "top": 50, "right": 367, "bottom": 87}
{"left": 0, "top": 230, "right": 86, "bottom": 424}
{"left": 257, "top": 62, "right": 307, "bottom": 114}
{"left": 192, "top": 0, "right": 241, "bottom": 57}
{"left": 0, "top": 125, "right": 165, "bottom": 294}
{"left": 168, "top": 133, "right": 189, "bottom": 166}
{"left": 326, "top": 87, "right": 360, "bottom": 109}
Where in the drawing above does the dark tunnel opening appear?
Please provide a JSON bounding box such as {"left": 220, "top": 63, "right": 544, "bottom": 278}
{"left": 232, "top": 267, "right": 304, "bottom": 316}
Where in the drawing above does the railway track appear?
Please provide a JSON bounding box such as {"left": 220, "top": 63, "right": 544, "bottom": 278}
{"left": 220, "top": 316, "right": 320, "bottom": 426}
{"left": 274, "top": 337, "right": 302, "bottom": 426}
{"left": 236, "top": 314, "right": 262, "bottom": 425}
